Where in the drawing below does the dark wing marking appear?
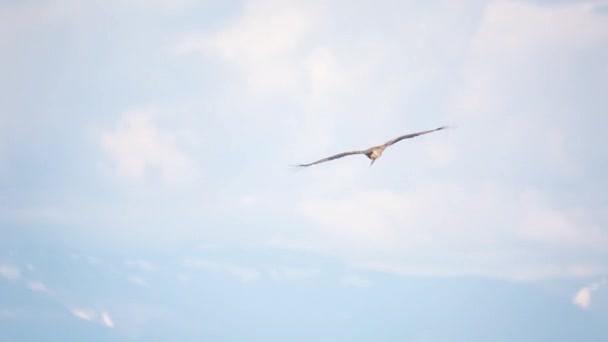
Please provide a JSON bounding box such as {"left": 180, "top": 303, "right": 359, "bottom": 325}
{"left": 382, "top": 125, "right": 455, "bottom": 147}
{"left": 292, "top": 150, "right": 366, "bottom": 167}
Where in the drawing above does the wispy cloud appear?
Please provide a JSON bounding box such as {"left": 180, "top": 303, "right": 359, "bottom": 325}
{"left": 127, "top": 275, "right": 149, "bottom": 287}
{"left": 0, "top": 263, "right": 20, "bottom": 281}
{"left": 267, "top": 266, "right": 320, "bottom": 281}
{"left": 70, "top": 307, "right": 115, "bottom": 328}
{"left": 126, "top": 259, "right": 157, "bottom": 272}
{"left": 101, "top": 311, "right": 115, "bottom": 328}
{"left": 183, "top": 258, "right": 260, "bottom": 283}
{"left": 70, "top": 308, "right": 97, "bottom": 322}
{"left": 27, "top": 281, "right": 48, "bottom": 293}
{"left": 101, "top": 107, "right": 196, "bottom": 185}
{"left": 0, "top": 309, "right": 20, "bottom": 319}
{"left": 573, "top": 278, "right": 607, "bottom": 309}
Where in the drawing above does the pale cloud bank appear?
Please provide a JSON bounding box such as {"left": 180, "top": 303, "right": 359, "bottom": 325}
{"left": 278, "top": 0, "right": 608, "bottom": 282}
{"left": 299, "top": 181, "right": 608, "bottom": 281}
{"left": 93, "top": 0, "right": 608, "bottom": 285}
{"left": 356, "top": 262, "right": 607, "bottom": 283}
{"left": 5, "top": 0, "right": 604, "bottom": 290}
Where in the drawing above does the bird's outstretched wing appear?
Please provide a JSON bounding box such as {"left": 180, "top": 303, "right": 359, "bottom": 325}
{"left": 292, "top": 150, "right": 366, "bottom": 167}
{"left": 382, "top": 125, "right": 455, "bottom": 147}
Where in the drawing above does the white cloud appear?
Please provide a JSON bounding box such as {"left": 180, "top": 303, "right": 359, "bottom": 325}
{"left": 70, "top": 308, "right": 97, "bottom": 321}
{"left": 574, "top": 287, "right": 593, "bottom": 309}
{"left": 341, "top": 274, "right": 372, "bottom": 288}
{"left": 573, "top": 278, "right": 607, "bottom": 309}
{"left": 4, "top": 0, "right": 605, "bottom": 290}
{"left": 298, "top": 181, "right": 608, "bottom": 281}
{"left": 267, "top": 267, "right": 320, "bottom": 281}
{"left": 127, "top": 275, "right": 149, "bottom": 287}
{"left": 171, "top": 0, "right": 462, "bottom": 160}
{"left": 260, "top": 2, "right": 608, "bottom": 284}
{"left": 174, "top": 0, "right": 324, "bottom": 97}
{"left": 101, "top": 311, "right": 115, "bottom": 328}
{"left": 0, "top": 263, "right": 20, "bottom": 281}
{"left": 456, "top": 0, "right": 608, "bottom": 109}
{"left": 102, "top": 304, "right": 168, "bottom": 338}
{"left": 70, "top": 307, "right": 115, "bottom": 328}
{"left": 126, "top": 259, "right": 157, "bottom": 272}
{"left": 450, "top": 0, "right": 608, "bottom": 174}
{"left": 27, "top": 281, "right": 48, "bottom": 293}
{"left": 101, "top": 107, "right": 196, "bottom": 185}
{"left": 183, "top": 258, "right": 260, "bottom": 283}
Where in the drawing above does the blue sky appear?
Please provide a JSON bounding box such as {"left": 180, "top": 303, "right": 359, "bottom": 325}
{"left": 1, "top": 0, "right": 608, "bottom": 340}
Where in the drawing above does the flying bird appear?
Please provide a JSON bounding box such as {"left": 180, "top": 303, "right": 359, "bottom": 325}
{"left": 293, "top": 125, "right": 455, "bottom": 168}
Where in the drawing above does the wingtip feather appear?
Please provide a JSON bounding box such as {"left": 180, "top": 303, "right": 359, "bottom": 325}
{"left": 439, "top": 124, "right": 458, "bottom": 130}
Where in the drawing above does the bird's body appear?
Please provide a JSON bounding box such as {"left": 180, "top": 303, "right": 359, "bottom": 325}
{"left": 293, "top": 125, "right": 454, "bottom": 168}
{"left": 369, "top": 147, "right": 384, "bottom": 159}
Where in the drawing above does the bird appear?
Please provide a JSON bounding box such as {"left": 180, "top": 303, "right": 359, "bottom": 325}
{"left": 292, "top": 125, "right": 455, "bottom": 168}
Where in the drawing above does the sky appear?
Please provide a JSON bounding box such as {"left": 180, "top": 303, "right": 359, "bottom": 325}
{"left": 1, "top": 0, "right": 608, "bottom": 340}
